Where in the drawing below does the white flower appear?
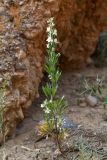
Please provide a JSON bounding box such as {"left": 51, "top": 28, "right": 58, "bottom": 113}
{"left": 62, "top": 95, "right": 65, "bottom": 99}
{"left": 47, "top": 17, "right": 54, "bottom": 23}
{"left": 53, "top": 29, "right": 57, "bottom": 35}
{"left": 47, "top": 44, "right": 49, "bottom": 48}
{"left": 49, "top": 99, "right": 52, "bottom": 103}
{"left": 45, "top": 108, "right": 50, "bottom": 114}
{"left": 41, "top": 104, "right": 44, "bottom": 108}
{"left": 41, "top": 99, "right": 48, "bottom": 108}
{"left": 47, "top": 27, "right": 51, "bottom": 32}
{"left": 47, "top": 19, "right": 55, "bottom": 28}
{"left": 44, "top": 99, "right": 48, "bottom": 105}
{"left": 46, "top": 36, "right": 53, "bottom": 43}
{"left": 54, "top": 38, "right": 58, "bottom": 43}
{"left": 50, "top": 17, "right": 54, "bottom": 22}
{"left": 52, "top": 47, "right": 55, "bottom": 51}
{"left": 48, "top": 75, "right": 52, "bottom": 80}
{"left": 51, "top": 22, "right": 55, "bottom": 27}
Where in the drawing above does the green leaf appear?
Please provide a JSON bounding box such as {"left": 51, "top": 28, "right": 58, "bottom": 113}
{"left": 104, "top": 98, "right": 107, "bottom": 105}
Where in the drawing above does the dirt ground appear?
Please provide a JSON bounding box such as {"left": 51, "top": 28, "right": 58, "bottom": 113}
{"left": 0, "top": 66, "right": 107, "bottom": 160}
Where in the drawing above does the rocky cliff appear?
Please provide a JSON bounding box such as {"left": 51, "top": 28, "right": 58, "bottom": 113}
{"left": 0, "top": 0, "right": 107, "bottom": 137}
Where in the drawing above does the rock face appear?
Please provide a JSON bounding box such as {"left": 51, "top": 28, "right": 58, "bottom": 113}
{"left": 0, "top": 0, "right": 107, "bottom": 136}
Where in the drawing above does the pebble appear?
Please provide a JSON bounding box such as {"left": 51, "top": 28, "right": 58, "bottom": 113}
{"left": 63, "top": 117, "right": 77, "bottom": 129}
{"left": 85, "top": 95, "right": 98, "bottom": 107}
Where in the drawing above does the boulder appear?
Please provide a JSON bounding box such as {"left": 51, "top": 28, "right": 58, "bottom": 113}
{"left": 85, "top": 95, "right": 98, "bottom": 107}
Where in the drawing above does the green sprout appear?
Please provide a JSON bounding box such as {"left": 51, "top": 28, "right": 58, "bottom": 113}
{"left": 81, "top": 75, "right": 104, "bottom": 97}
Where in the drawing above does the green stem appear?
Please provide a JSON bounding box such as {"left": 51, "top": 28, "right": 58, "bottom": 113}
{"left": 54, "top": 115, "right": 62, "bottom": 153}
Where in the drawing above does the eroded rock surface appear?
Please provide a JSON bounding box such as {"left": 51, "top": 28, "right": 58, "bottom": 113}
{"left": 0, "top": 0, "right": 107, "bottom": 136}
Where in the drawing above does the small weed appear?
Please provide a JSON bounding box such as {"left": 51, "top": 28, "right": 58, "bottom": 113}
{"left": 72, "top": 137, "right": 102, "bottom": 160}
{"left": 81, "top": 75, "right": 104, "bottom": 97}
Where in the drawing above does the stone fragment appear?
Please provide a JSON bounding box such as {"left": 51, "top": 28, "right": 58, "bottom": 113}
{"left": 85, "top": 95, "right": 98, "bottom": 107}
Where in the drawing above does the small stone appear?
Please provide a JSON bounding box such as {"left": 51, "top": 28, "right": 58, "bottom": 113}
{"left": 85, "top": 95, "right": 98, "bottom": 107}
{"left": 63, "top": 117, "right": 77, "bottom": 129}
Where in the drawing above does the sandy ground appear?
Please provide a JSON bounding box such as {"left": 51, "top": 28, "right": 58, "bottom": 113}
{"left": 0, "top": 67, "right": 107, "bottom": 160}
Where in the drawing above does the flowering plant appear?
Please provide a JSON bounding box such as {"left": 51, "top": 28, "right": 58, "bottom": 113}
{"left": 40, "top": 18, "right": 67, "bottom": 150}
